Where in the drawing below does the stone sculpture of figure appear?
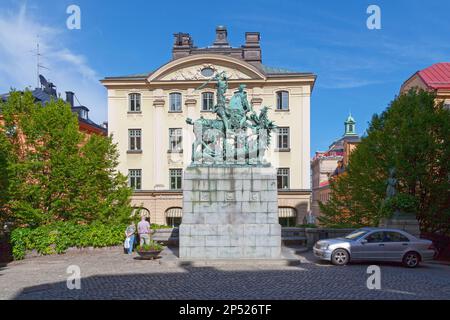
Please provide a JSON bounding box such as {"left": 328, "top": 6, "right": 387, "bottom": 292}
{"left": 230, "top": 84, "right": 252, "bottom": 113}
{"left": 250, "top": 107, "right": 276, "bottom": 135}
{"left": 386, "top": 167, "right": 397, "bottom": 199}
{"left": 186, "top": 117, "right": 225, "bottom": 162}
{"left": 248, "top": 106, "right": 277, "bottom": 162}
{"left": 229, "top": 84, "right": 254, "bottom": 129}
{"left": 213, "top": 71, "right": 230, "bottom": 131}
{"left": 188, "top": 71, "right": 277, "bottom": 165}
{"left": 214, "top": 71, "right": 228, "bottom": 106}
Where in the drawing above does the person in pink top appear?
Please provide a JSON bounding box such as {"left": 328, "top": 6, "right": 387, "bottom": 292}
{"left": 137, "top": 216, "right": 151, "bottom": 246}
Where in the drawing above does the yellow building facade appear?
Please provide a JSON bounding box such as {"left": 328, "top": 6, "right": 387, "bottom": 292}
{"left": 101, "top": 27, "right": 316, "bottom": 227}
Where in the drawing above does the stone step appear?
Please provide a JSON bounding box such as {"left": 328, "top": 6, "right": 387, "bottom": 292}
{"left": 158, "top": 246, "right": 302, "bottom": 267}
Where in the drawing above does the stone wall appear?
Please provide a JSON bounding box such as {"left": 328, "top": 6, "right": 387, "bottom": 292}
{"left": 155, "top": 227, "right": 355, "bottom": 249}
{"left": 180, "top": 166, "right": 281, "bottom": 259}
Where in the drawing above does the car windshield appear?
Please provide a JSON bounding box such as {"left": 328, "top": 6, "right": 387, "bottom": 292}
{"left": 344, "top": 229, "right": 370, "bottom": 240}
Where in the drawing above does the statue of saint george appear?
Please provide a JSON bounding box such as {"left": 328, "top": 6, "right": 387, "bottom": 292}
{"left": 188, "top": 71, "right": 276, "bottom": 165}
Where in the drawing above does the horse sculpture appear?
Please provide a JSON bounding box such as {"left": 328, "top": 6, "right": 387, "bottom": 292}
{"left": 187, "top": 71, "right": 277, "bottom": 165}
{"left": 186, "top": 117, "right": 225, "bottom": 162}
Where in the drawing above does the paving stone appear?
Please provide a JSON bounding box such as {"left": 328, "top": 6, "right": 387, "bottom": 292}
{"left": 1, "top": 247, "right": 449, "bottom": 300}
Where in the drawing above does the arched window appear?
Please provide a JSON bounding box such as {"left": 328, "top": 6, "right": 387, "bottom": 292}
{"left": 166, "top": 207, "right": 182, "bottom": 227}
{"left": 129, "top": 93, "right": 141, "bottom": 112}
{"left": 276, "top": 91, "right": 289, "bottom": 110}
{"left": 202, "top": 92, "right": 214, "bottom": 111}
{"left": 169, "top": 93, "right": 182, "bottom": 112}
{"left": 131, "top": 207, "right": 150, "bottom": 219}
{"left": 278, "top": 207, "right": 297, "bottom": 227}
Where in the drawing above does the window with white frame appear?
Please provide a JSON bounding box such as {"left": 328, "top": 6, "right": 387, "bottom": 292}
{"left": 276, "top": 91, "right": 289, "bottom": 110}
{"left": 170, "top": 169, "right": 182, "bottom": 190}
{"left": 169, "top": 93, "right": 182, "bottom": 112}
{"left": 277, "top": 127, "right": 290, "bottom": 150}
{"left": 129, "top": 169, "right": 142, "bottom": 190}
{"left": 169, "top": 128, "right": 182, "bottom": 152}
{"left": 202, "top": 92, "right": 214, "bottom": 111}
{"left": 277, "top": 168, "right": 290, "bottom": 190}
{"left": 129, "top": 93, "right": 141, "bottom": 112}
{"left": 128, "top": 129, "right": 142, "bottom": 151}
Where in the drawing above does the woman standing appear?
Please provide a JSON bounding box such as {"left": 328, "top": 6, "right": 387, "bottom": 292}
{"left": 124, "top": 222, "right": 136, "bottom": 255}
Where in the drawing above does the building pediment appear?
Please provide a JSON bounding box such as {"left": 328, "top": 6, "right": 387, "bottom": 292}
{"left": 148, "top": 54, "right": 266, "bottom": 82}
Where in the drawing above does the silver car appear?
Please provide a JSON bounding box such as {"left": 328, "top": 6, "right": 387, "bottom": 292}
{"left": 313, "top": 227, "right": 435, "bottom": 268}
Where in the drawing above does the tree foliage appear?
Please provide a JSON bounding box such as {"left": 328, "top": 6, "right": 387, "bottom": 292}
{"left": 320, "top": 89, "right": 450, "bottom": 234}
{"left": 0, "top": 90, "right": 132, "bottom": 227}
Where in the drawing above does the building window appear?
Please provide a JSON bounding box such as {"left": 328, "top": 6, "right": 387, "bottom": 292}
{"left": 170, "top": 169, "right": 182, "bottom": 190}
{"left": 79, "top": 109, "right": 88, "bottom": 120}
{"left": 128, "top": 129, "right": 142, "bottom": 151}
{"left": 277, "top": 127, "right": 290, "bottom": 150}
{"left": 201, "top": 67, "right": 214, "bottom": 77}
{"left": 129, "top": 169, "right": 142, "bottom": 190}
{"left": 277, "top": 168, "right": 290, "bottom": 190}
{"left": 169, "top": 93, "right": 182, "bottom": 112}
{"left": 166, "top": 207, "right": 182, "bottom": 227}
{"left": 169, "top": 128, "right": 182, "bottom": 152}
{"left": 202, "top": 92, "right": 214, "bottom": 111}
{"left": 276, "top": 91, "right": 289, "bottom": 110}
{"left": 129, "top": 93, "right": 141, "bottom": 112}
{"left": 278, "top": 207, "right": 297, "bottom": 227}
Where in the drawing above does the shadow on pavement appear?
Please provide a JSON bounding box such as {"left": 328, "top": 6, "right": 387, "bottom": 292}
{"left": 12, "top": 259, "right": 449, "bottom": 300}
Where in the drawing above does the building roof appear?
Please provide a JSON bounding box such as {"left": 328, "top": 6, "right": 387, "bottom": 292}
{"left": 345, "top": 114, "right": 355, "bottom": 124}
{"left": 103, "top": 27, "right": 315, "bottom": 81}
{"left": 105, "top": 63, "right": 312, "bottom": 80}
{"left": 417, "top": 62, "right": 450, "bottom": 90}
{"left": 1, "top": 76, "right": 107, "bottom": 136}
{"left": 328, "top": 135, "right": 361, "bottom": 151}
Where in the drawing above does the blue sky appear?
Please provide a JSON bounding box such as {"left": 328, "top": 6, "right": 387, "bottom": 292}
{"left": 1, "top": 0, "right": 449, "bottom": 155}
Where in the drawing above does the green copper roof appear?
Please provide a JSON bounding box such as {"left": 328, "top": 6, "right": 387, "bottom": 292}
{"left": 104, "top": 72, "right": 150, "bottom": 79}
{"left": 345, "top": 114, "right": 356, "bottom": 123}
{"left": 344, "top": 113, "right": 357, "bottom": 136}
{"left": 105, "top": 64, "right": 306, "bottom": 80}
{"left": 260, "top": 64, "right": 300, "bottom": 74}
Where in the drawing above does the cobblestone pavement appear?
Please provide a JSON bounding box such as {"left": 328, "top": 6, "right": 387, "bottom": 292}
{"left": 1, "top": 247, "right": 449, "bottom": 300}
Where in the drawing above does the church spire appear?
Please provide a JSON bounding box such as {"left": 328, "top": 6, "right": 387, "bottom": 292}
{"left": 344, "top": 113, "right": 357, "bottom": 136}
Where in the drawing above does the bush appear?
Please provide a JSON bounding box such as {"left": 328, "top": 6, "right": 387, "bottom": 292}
{"left": 151, "top": 223, "right": 172, "bottom": 230}
{"left": 136, "top": 241, "right": 164, "bottom": 252}
{"left": 296, "top": 224, "right": 318, "bottom": 228}
{"left": 381, "top": 193, "right": 419, "bottom": 218}
{"left": 10, "top": 221, "right": 128, "bottom": 260}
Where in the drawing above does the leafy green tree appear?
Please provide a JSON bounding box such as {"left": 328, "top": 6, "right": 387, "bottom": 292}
{"left": 0, "top": 90, "right": 132, "bottom": 227}
{"left": 0, "top": 129, "right": 11, "bottom": 226}
{"left": 320, "top": 89, "right": 450, "bottom": 234}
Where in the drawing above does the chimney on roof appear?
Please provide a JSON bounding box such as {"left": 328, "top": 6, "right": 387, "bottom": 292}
{"left": 172, "top": 32, "right": 194, "bottom": 60}
{"left": 65, "top": 91, "right": 75, "bottom": 108}
{"left": 242, "top": 32, "right": 262, "bottom": 64}
{"left": 212, "top": 25, "right": 230, "bottom": 47}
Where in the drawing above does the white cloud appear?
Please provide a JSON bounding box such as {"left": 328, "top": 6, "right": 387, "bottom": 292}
{"left": 0, "top": 3, "right": 106, "bottom": 123}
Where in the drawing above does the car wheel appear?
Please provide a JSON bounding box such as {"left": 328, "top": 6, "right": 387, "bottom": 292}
{"left": 331, "top": 249, "right": 349, "bottom": 266}
{"left": 403, "top": 251, "right": 420, "bottom": 268}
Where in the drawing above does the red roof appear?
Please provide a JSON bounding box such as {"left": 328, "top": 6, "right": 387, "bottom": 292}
{"left": 319, "top": 181, "right": 330, "bottom": 187}
{"left": 418, "top": 63, "right": 450, "bottom": 90}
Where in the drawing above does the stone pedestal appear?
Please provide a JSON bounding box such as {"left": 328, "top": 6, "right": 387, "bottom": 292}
{"left": 379, "top": 213, "right": 421, "bottom": 237}
{"left": 180, "top": 166, "right": 281, "bottom": 259}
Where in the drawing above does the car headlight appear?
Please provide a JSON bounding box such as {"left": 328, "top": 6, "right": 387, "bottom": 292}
{"left": 316, "top": 243, "right": 329, "bottom": 250}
